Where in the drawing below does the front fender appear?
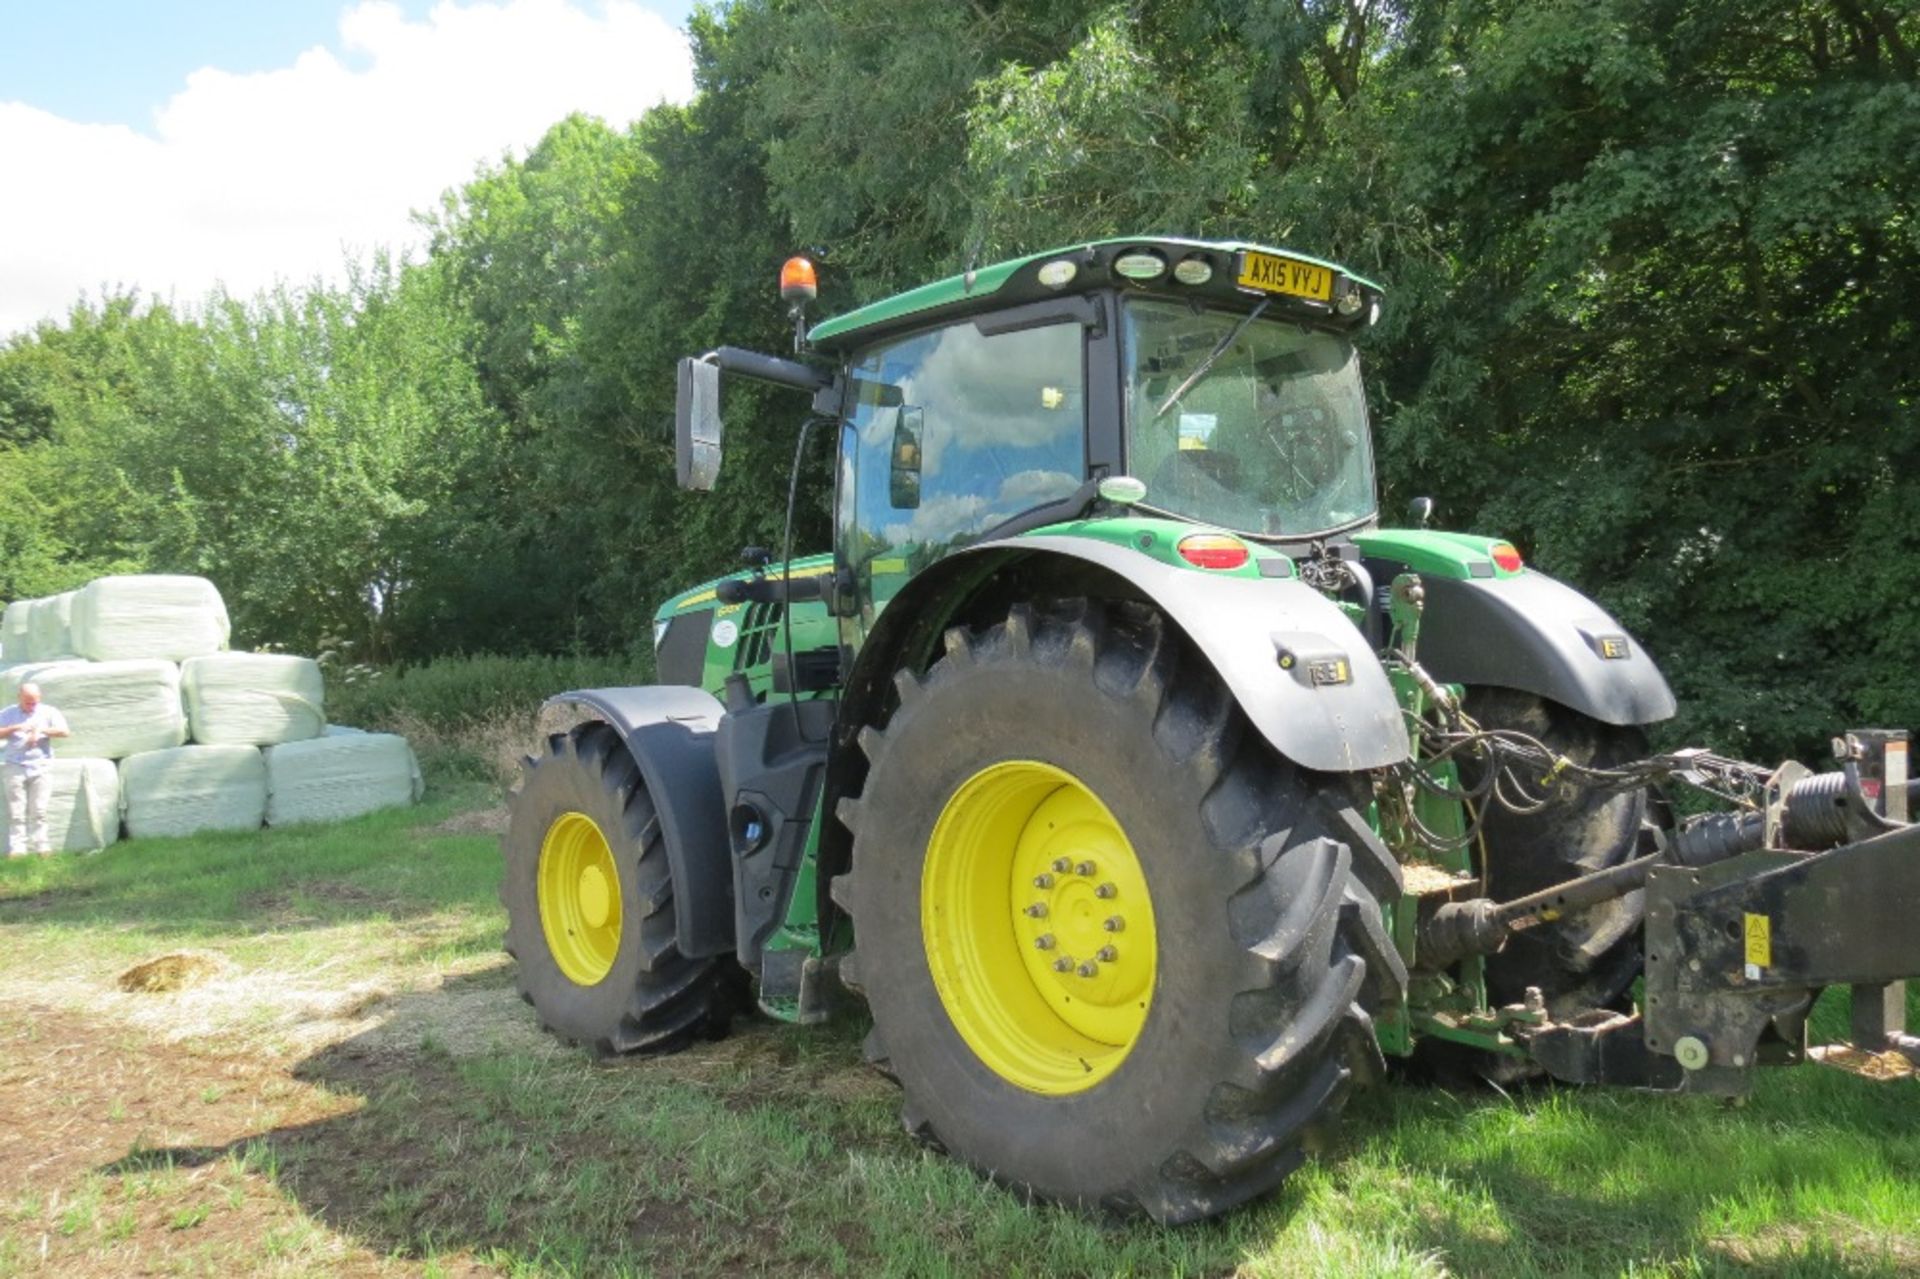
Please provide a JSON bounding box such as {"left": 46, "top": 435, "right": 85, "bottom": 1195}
{"left": 1412, "top": 572, "right": 1676, "bottom": 727}
{"left": 542, "top": 685, "right": 733, "bottom": 959}
{"left": 849, "top": 535, "right": 1409, "bottom": 773}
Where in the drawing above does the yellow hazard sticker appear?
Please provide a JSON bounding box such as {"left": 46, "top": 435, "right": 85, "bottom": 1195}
{"left": 1744, "top": 913, "right": 1772, "bottom": 971}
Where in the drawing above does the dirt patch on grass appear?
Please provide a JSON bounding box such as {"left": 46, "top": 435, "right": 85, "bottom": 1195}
{"left": 0, "top": 1003, "right": 350, "bottom": 1200}
{"left": 1714, "top": 1219, "right": 1920, "bottom": 1271}
{"left": 0, "top": 1003, "right": 512, "bottom": 1275}
{"left": 0, "top": 884, "right": 97, "bottom": 915}
{"left": 432, "top": 806, "right": 510, "bottom": 837}
{"left": 238, "top": 879, "right": 408, "bottom": 922}
{"left": 0, "top": 1000, "right": 832, "bottom": 1275}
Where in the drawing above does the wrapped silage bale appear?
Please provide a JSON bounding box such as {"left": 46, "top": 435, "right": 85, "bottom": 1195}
{"left": 0, "top": 658, "right": 89, "bottom": 701}
{"left": 182, "top": 653, "right": 325, "bottom": 746}
{"left": 71, "top": 575, "right": 230, "bottom": 663}
{"left": 119, "top": 745, "right": 266, "bottom": 839}
{"left": 3, "top": 758, "right": 121, "bottom": 854}
{"left": 22, "top": 659, "right": 187, "bottom": 760}
{"left": 323, "top": 724, "right": 368, "bottom": 736}
{"left": 1, "top": 600, "right": 34, "bottom": 662}
{"left": 265, "top": 732, "right": 422, "bottom": 826}
{"left": 28, "top": 592, "right": 76, "bottom": 660}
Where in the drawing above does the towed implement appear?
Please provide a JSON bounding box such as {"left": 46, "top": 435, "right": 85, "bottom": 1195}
{"left": 502, "top": 238, "right": 1920, "bottom": 1224}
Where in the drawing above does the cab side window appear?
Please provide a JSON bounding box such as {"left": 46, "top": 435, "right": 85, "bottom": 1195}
{"left": 844, "top": 320, "right": 1086, "bottom": 622}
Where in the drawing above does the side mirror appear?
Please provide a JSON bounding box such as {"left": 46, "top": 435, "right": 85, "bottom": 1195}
{"left": 1408, "top": 496, "right": 1435, "bottom": 528}
{"left": 675, "top": 357, "right": 723, "bottom": 491}
{"left": 889, "top": 406, "right": 923, "bottom": 509}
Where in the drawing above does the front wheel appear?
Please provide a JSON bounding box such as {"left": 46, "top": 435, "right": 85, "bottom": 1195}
{"left": 502, "top": 721, "right": 740, "bottom": 1054}
{"left": 1460, "top": 688, "right": 1652, "bottom": 1013}
{"left": 835, "top": 600, "right": 1405, "bottom": 1223}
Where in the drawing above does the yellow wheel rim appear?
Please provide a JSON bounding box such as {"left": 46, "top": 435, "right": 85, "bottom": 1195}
{"left": 538, "top": 811, "right": 624, "bottom": 986}
{"left": 922, "top": 760, "right": 1157, "bottom": 1095}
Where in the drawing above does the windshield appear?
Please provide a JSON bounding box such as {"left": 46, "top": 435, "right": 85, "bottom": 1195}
{"left": 1123, "top": 299, "right": 1376, "bottom": 537}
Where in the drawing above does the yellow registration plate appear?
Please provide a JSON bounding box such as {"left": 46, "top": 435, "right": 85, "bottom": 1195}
{"left": 1237, "top": 251, "right": 1334, "bottom": 302}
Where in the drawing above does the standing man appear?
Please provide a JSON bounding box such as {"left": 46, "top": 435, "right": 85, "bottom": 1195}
{"left": 2, "top": 682, "right": 70, "bottom": 856}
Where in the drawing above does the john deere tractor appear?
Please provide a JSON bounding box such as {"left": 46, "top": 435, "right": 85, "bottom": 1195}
{"left": 503, "top": 237, "right": 1920, "bottom": 1224}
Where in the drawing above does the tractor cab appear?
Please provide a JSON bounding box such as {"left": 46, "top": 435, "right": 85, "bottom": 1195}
{"left": 673, "top": 237, "right": 1388, "bottom": 642}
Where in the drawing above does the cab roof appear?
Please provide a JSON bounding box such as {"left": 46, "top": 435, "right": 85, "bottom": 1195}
{"left": 806, "top": 236, "right": 1384, "bottom": 354}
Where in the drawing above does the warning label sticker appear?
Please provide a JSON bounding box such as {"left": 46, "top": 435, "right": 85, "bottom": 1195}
{"left": 1744, "top": 912, "right": 1772, "bottom": 979}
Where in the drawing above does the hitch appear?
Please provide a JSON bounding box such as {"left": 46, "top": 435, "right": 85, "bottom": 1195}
{"left": 1413, "top": 727, "right": 1920, "bottom": 1092}
{"left": 1642, "top": 820, "right": 1920, "bottom": 1092}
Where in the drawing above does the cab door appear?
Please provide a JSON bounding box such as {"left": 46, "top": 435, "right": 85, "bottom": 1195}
{"left": 832, "top": 316, "right": 1090, "bottom": 655}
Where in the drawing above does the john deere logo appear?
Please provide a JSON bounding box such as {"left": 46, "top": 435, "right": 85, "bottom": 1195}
{"left": 1599, "top": 636, "right": 1629, "bottom": 660}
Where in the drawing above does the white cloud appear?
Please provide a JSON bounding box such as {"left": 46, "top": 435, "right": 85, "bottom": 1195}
{"left": 0, "top": 0, "right": 693, "bottom": 336}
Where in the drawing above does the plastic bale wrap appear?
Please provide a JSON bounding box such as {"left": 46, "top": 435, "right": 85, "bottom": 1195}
{"left": 120, "top": 745, "right": 266, "bottom": 839}
{"left": 28, "top": 592, "right": 75, "bottom": 660}
{"left": 182, "top": 653, "right": 325, "bottom": 746}
{"left": 71, "top": 575, "right": 231, "bottom": 662}
{"left": 266, "top": 733, "right": 422, "bottom": 826}
{"left": 0, "top": 659, "right": 90, "bottom": 702}
{"left": 25, "top": 659, "right": 187, "bottom": 760}
{"left": 1, "top": 600, "right": 33, "bottom": 662}
{"left": 19, "top": 759, "right": 121, "bottom": 853}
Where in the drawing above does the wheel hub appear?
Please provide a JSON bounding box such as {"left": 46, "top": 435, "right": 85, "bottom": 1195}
{"left": 577, "top": 863, "right": 612, "bottom": 929}
{"left": 922, "top": 760, "right": 1158, "bottom": 1095}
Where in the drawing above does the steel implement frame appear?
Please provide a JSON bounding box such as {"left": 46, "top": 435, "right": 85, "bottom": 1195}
{"left": 1642, "top": 821, "right": 1920, "bottom": 1093}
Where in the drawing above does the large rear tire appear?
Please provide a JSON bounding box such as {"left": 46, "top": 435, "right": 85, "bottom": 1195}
{"left": 1460, "top": 688, "right": 1650, "bottom": 1013}
{"left": 835, "top": 600, "right": 1405, "bottom": 1223}
{"left": 502, "top": 721, "right": 740, "bottom": 1054}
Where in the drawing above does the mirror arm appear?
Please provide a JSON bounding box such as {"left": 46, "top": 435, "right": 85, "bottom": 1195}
{"left": 708, "top": 346, "right": 831, "bottom": 393}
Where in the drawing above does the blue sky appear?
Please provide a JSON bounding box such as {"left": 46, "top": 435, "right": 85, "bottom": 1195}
{"left": 0, "top": 1, "right": 699, "bottom": 335}
{"left": 0, "top": 1, "right": 696, "bottom": 128}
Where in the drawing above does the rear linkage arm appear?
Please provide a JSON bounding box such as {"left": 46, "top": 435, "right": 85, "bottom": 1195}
{"left": 1410, "top": 723, "right": 1920, "bottom": 1092}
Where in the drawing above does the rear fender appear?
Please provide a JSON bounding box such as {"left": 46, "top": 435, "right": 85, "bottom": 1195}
{"left": 543, "top": 686, "right": 733, "bottom": 959}
{"left": 842, "top": 535, "right": 1410, "bottom": 774}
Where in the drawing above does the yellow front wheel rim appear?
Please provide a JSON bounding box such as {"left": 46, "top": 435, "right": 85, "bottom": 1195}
{"left": 922, "top": 760, "right": 1157, "bottom": 1095}
{"left": 539, "top": 811, "right": 624, "bottom": 986}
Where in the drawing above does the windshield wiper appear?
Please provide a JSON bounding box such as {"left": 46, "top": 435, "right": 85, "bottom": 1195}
{"left": 1153, "top": 298, "right": 1270, "bottom": 420}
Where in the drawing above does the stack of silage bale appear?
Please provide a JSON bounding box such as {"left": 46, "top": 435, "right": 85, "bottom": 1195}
{"left": 0, "top": 575, "right": 419, "bottom": 854}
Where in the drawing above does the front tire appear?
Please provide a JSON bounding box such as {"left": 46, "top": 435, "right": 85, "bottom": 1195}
{"left": 1461, "top": 688, "right": 1651, "bottom": 1013}
{"left": 502, "top": 721, "right": 739, "bottom": 1054}
{"left": 835, "top": 601, "right": 1405, "bottom": 1223}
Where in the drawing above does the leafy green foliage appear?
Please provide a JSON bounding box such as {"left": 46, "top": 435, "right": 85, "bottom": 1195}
{"left": 0, "top": 0, "right": 1913, "bottom": 767}
{"left": 327, "top": 651, "right": 653, "bottom": 734}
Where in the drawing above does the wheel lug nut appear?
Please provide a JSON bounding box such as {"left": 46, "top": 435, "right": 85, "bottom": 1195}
{"left": 1075, "top": 860, "right": 1097, "bottom": 877}
{"left": 1052, "top": 956, "right": 1074, "bottom": 972}
{"left": 1103, "top": 916, "right": 1125, "bottom": 932}
{"left": 1097, "top": 945, "right": 1117, "bottom": 962}
{"left": 1024, "top": 903, "right": 1048, "bottom": 918}
{"left": 1051, "top": 857, "right": 1071, "bottom": 873}
{"left": 1034, "top": 934, "right": 1056, "bottom": 951}
{"left": 1095, "top": 883, "right": 1117, "bottom": 899}
{"left": 1076, "top": 961, "right": 1099, "bottom": 978}
{"left": 1032, "top": 873, "right": 1054, "bottom": 889}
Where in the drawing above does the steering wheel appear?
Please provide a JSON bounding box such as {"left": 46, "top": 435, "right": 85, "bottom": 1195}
{"left": 1149, "top": 447, "right": 1246, "bottom": 505}
{"left": 1261, "top": 405, "right": 1347, "bottom": 502}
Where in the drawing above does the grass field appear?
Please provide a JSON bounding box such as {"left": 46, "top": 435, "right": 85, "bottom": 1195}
{"left": 2, "top": 782, "right": 1918, "bottom": 1277}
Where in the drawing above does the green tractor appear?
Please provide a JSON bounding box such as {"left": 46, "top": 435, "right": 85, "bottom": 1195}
{"left": 503, "top": 237, "right": 1920, "bottom": 1223}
